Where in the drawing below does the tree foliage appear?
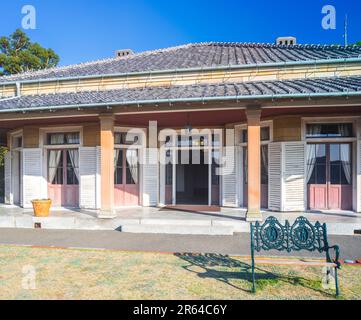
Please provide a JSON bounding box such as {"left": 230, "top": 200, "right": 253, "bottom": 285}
{"left": 0, "top": 147, "right": 8, "bottom": 167}
{"left": 0, "top": 29, "right": 59, "bottom": 76}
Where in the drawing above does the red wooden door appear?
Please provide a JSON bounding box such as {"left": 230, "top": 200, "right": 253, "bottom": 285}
{"left": 114, "top": 149, "right": 140, "bottom": 206}
{"left": 48, "top": 149, "right": 79, "bottom": 207}
{"left": 308, "top": 143, "right": 352, "bottom": 211}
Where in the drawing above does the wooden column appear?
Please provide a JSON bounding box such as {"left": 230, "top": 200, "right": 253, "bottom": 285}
{"left": 246, "top": 107, "right": 263, "bottom": 222}
{"left": 99, "top": 115, "right": 115, "bottom": 218}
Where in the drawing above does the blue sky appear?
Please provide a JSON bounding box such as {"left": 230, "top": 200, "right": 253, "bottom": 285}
{"left": 0, "top": 0, "right": 360, "bottom": 66}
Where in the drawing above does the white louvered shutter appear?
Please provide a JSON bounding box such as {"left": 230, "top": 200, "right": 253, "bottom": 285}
{"left": 268, "top": 142, "right": 282, "bottom": 211}
{"left": 283, "top": 142, "right": 306, "bottom": 211}
{"left": 79, "top": 147, "right": 99, "bottom": 209}
{"left": 22, "top": 148, "right": 43, "bottom": 208}
{"left": 4, "top": 151, "right": 12, "bottom": 205}
{"left": 143, "top": 148, "right": 158, "bottom": 206}
{"left": 222, "top": 146, "right": 238, "bottom": 207}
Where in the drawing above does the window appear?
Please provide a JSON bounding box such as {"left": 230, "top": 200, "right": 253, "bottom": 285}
{"left": 48, "top": 150, "right": 63, "bottom": 185}
{"left": 241, "top": 127, "right": 270, "bottom": 143}
{"left": 165, "top": 150, "right": 173, "bottom": 186}
{"left": 126, "top": 149, "right": 138, "bottom": 185}
{"left": 114, "top": 149, "right": 124, "bottom": 185}
{"left": 261, "top": 145, "right": 269, "bottom": 185}
{"left": 47, "top": 132, "right": 80, "bottom": 145}
{"left": 330, "top": 144, "right": 351, "bottom": 185}
{"left": 307, "top": 144, "right": 326, "bottom": 184}
{"left": 66, "top": 150, "right": 79, "bottom": 185}
{"left": 306, "top": 124, "right": 353, "bottom": 139}
{"left": 115, "top": 132, "right": 140, "bottom": 145}
{"left": 212, "top": 150, "right": 220, "bottom": 186}
{"left": 12, "top": 136, "right": 22, "bottom": 149}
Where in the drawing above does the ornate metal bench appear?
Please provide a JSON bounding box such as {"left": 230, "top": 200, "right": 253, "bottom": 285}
{"left": 250, "top": 216, "right": 341, "bottom": 296}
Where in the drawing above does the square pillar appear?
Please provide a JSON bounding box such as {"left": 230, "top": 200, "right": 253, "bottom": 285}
{"left": 99, "top": 115, "right": 115, "bottom": 218}
{"left": 246, "top": 107, "right": 263, "bottom": 222}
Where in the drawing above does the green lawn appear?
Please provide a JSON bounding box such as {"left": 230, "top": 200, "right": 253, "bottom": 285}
{"left": 0, "top": 245, "right": 360, "bottom": 300}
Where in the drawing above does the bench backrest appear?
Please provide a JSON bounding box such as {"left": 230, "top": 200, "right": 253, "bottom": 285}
{"left": 251, "top": 216, "right": 329, "bottom": 253}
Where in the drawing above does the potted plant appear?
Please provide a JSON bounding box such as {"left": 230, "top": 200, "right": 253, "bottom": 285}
{"left": 31, "top": 199, "right": 52, "bottom": 217}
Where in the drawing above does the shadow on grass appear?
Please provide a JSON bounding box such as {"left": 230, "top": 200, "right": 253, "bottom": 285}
{"left": 174, "top": 253, "right": 334, "bottom": 297}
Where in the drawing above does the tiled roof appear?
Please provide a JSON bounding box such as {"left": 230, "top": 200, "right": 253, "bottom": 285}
{"left": 1, "top": 76, "right": 361, "bottom": 112}
{"left": 1, "top": 42, "right": 361, "bottom": 84}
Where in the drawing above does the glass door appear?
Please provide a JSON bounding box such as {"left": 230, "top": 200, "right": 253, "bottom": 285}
{"left": 307, "top": 143, "right": 352, "bottom": 211}
{"left": 114, "top": 148, "right": 139, "bottom": 206}
{"left": 48, "top": 149, "right": 79, "bottom": 207}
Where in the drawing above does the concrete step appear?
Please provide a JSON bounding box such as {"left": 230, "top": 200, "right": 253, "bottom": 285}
{"left": 120, "top": 224, "right": 235, "bottom": 235}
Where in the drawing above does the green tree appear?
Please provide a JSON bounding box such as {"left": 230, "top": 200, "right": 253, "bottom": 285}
{"left": 354, "top": 41, "right": 361, "bottom": 46}
{"left": 0, "top": 147, "right": 7, "bottom": 166}
{"left": 0, "top": 29, "right": 59, "bottom": 76}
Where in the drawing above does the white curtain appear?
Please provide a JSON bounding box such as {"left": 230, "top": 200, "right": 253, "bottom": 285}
{"left": 66, "top": 133, "right": 80, "bottom": 144}
{"left": 306, "top": 145, "right": 317, "bottom": 183}
{"left": 67, "top": 149, "right": 79, "bottom": 180}
{"left": 50, "top": 133, "right": 65, "bottom": 145}
{"left": 114, "top": 149, "right": 120, "bottom": 169}
{"left": 48, "top": 150, "right": 62, "bottom": 183}
{"left": 126, "top": 149, "right": 138, "bottom": 184}
{"left": 340, "top": 144, "right": 351, "bottom": 184}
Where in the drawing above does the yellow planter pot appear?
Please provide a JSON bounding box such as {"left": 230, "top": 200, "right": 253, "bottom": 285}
{"left": 31, "top": 200, "right": 52, "bottom": 217}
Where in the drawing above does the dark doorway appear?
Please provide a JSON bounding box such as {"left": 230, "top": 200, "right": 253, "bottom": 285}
{"left": 176, "top": 150, "right": 208, "bottom": 205}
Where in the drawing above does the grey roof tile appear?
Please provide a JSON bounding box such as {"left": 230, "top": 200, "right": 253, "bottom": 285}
{"left": 0, "top": 42, "right": 361, "bottom": 84}
{"left": 0, "top": 76, "right": 361, "bottom": 112}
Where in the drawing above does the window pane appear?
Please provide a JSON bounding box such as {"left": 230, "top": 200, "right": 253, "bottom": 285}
{"left": 48, "top": 133, "right": 80, "bottom": 145}
{"left": 306, "top": 123, "right": 353, "bottom": 138}
{"left": 66, "top": 150, "right": 79, "bottom": 185}
{"left": 261, "top": 127, "right": 270, "bottom": 141}
{"left": 241, "top": 127, "right": 270, "bottom": 143}
{"left": 126, "top": 150, "right": 138, "bottom": 185}
{"left": 165, "top": 150, "right": 173, "bottom": 186}
{"left": 212, "top": 150, "right": 220, "bottom": 186}
{"left": 65, "top": 133, "right": 80, "bottom": 144}
{"left": 308, "top": 165, "right": 316, "bottom": 184}
{"left": 241, "top": 130, "right": 248, "bottom": 143}
{"left": 330, "top": 144, "right": 340, "bottom": 163}
{"left": 340, "top": 144, "right": 351, "bottom": 185}
{"left": 115, "top": 168, "right": 123, "bottom": 185}
{"left": 115, "top": 133, "right": 139, "bottom": 145}
{"left": 48, "top": 151, "right": 63, "bottom": 185}
{"left": 340, "top": 165, "right": 352, "bottom": 185}
{"left": 316, "top": 164, "right": 326, "bottom": 184}
{"left": 316, "top": 144, "right": 326, "bottom": 164}
{"left": 114, "top": 149, "right": 123, "bottom": 185}
{"left": 261, "top": 145, "right": 268, "bottom": 184}
{"left": 330, "top": 164, "right": 340, "bottom": 185}
{"left": 243, "top": 147, "right": 248, "bottom": 184}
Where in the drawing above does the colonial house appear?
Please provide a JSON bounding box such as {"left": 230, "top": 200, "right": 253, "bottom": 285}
{"left": 1, "top": 41, "right": 361, "bottom": 221}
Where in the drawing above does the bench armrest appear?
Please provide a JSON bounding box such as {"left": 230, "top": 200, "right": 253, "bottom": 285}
{"left": 327, "top": 245, "right": 341, "bottom": 268}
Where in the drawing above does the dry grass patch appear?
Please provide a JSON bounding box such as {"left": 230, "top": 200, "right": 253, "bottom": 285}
{"left": 0, "top": 246, "right": 360, "bottom": 300}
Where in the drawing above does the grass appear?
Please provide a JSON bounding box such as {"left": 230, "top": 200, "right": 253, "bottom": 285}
{"left": 0, "top": 245, "right": 360, "bottom": 300}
